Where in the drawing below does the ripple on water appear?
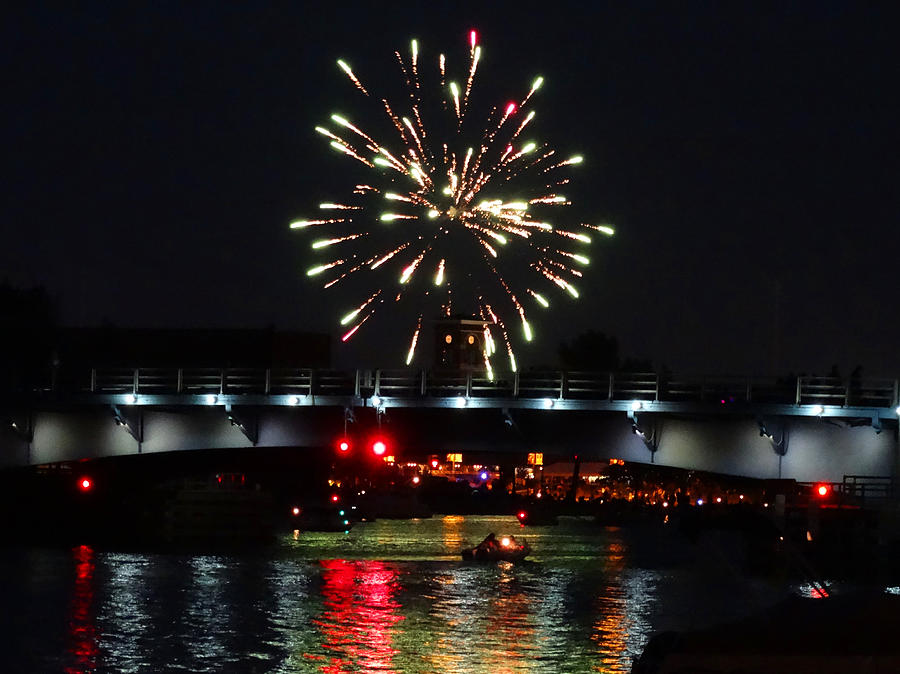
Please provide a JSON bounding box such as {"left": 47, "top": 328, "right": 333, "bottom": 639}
{"left": 0, "top": 515, "right": 795, "bottom": 673}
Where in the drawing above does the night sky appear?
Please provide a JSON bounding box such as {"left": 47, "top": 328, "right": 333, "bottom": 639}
{"left": 3, "top": 1, "right": 898, "bottom": 375}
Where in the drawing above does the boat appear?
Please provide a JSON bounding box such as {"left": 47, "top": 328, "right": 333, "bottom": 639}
{"left": 461, "top": 533, "right": 531, "bottom": 562}
{"left": 161, "top": 474, "right": 275, "bottom": 542}
{"left": 290, "top": 504, "right": 353, "bottom": 532}
{"left": 516, "top": 506, "right": 559, "bottom": 526}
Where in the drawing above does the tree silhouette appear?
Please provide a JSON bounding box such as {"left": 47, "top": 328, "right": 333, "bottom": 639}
{"left": 0, "top": 281, "right": 57, "bottom": 393}
{"left": 558, "top": 330, "right": 619, "bottom": 371}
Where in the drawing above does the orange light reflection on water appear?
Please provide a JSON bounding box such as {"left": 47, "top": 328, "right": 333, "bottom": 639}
{"left": 65, "top": 544, "right": 99, "bottom": 674}
{"left": 312, "top": 559, "right": 404, "bottom": 673}
{"left": 591, "top": 533, "right": 630, "bottom": 672}
{"left": 441, "top": 514, "right": 465, "bottom": 553}
{"left": 487, "top": 561, "right": 539, "bottom": 664}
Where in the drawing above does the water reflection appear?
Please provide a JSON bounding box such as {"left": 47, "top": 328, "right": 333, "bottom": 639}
{"left": 1, "top": 516, "right": 799, "bottom": 673}
{"left": 591, "top": 531, "right": 655, "bottom": 671}
{"left": 186, "top": 556, "right": 229, "bottom": 664}
{"left": 66, "top": 545, "right": 98, "bottom": 674}
{"left": 97, "top": 554, "right": 151, "bottom": 670}
{"left": 488, "top": 562, "right": 539, "bottom": 663}
{"left": 441, "top": 514, "right": 465, "bottom": 553}
{"left": 312, "top": 559, "right": 404, "bottom": 672}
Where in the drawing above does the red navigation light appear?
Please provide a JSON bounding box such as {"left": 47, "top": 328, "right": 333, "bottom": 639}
{"left": 337, "top": 438, "right": 351, "bottom": 453}
{"left": 816, "top": 484, "right": 830, "bottom": 497}
{"left": 518, "top": 511, "right": 526, "bottom": 520}
{"left": 331, "top": 494, "right": 340, "bottom": 503}
{"left": 371, "top": 439, "right": 387, "bottom": 456}
{"left": 78, "top": 477, "right": 93, "bottom": 491}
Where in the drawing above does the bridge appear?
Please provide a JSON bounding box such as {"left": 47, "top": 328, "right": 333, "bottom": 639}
{"left": 3, "top": 368, "right": 899, "bottom": 483}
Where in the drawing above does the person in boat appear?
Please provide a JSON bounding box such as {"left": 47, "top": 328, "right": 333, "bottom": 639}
{"left": 479, "top": 533, "right": 498, "bottom": 551}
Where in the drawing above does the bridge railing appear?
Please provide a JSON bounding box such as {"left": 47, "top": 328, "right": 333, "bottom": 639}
{"left": 63, "top": 367, "right": 900, "bottom": 408}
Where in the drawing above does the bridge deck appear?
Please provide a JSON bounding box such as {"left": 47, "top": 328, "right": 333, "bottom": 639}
{"left": 30, "top": 368, "right": 900, "bottom": 419}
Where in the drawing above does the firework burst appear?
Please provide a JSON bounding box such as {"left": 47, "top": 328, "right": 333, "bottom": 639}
{"left": 291, "top": 30, "right": 613, "bottom": 374}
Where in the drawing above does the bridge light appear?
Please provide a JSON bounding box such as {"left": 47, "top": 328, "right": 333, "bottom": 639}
{"left": 78, "top": 477, "right": 93, "bottom": 491}
{"left": 816, "top": 484, "right": 830, "bottom": 497}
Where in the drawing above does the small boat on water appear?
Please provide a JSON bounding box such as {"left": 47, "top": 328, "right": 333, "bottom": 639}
{"left": 516, "top": 506, "right": 558, "bottom": 526}
{"left": 290, "top": 504, "right": 352, "bottom": 532}
{"left": 461, "top": 533, "right": 531, "bottom": 562}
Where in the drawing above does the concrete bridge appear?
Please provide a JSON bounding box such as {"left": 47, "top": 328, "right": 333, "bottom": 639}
{"left": 2, "top": 368, "right": 898, "bottom": 483}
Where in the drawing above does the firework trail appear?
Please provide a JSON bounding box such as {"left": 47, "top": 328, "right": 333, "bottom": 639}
{"left": 291, "top": 30, "right": 613, "bottom": 375}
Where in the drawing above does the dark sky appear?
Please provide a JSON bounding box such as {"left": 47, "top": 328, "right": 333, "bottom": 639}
{"left": 3, "top": 1, "right": 898, "bottom": 375}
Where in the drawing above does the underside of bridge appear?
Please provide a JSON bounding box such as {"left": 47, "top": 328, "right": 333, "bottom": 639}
{"left": 2, "top": 405, "right": 896, "bottom": 484}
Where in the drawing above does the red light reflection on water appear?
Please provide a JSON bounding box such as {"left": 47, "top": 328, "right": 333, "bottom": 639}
{"left": 312, "top": 559, "right": 404, "bottom": 673}
{"left": 65, "top": 545, "right": 99, "bottom": 674}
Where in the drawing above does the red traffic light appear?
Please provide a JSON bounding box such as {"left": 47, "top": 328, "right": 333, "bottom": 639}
{"left": 78, "top": 477, "right": 93, "bottom": 491}
{"left": 336, "top": 437, "right": 351, "bottom": 453}
{"left": 816, "top": 484, "right": 830, "bottom": 497}
{"left": 372, "top": 439, "right": 387, "bottom": 456}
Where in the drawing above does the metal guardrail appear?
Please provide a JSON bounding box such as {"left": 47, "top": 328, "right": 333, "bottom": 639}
{"left": 841, "top": 475, "right": 897, "bottom": 505}
{"left": 50, "top": 368, "right": 900, "bottom": 408}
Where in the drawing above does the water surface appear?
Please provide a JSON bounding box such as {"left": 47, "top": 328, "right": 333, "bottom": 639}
{"left": 0, "top": 515, "right": 792, "bottom": 672}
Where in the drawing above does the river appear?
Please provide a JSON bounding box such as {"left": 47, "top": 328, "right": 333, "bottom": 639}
{"left": 0, "top": 514, "right": 799, "bottom": 672}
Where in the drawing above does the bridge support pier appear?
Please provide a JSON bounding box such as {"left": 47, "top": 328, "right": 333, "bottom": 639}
{"left": 225, "top": 405, "right": 258, "bottom": 445}
{"left": 111, "top": 405, "right": 143, "bottom": 448}
{"left": 758, "top": 417, "right": 789, "bottom": 478}
{"left": 631, "top": 413, "right": 661, "bottom": 463}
